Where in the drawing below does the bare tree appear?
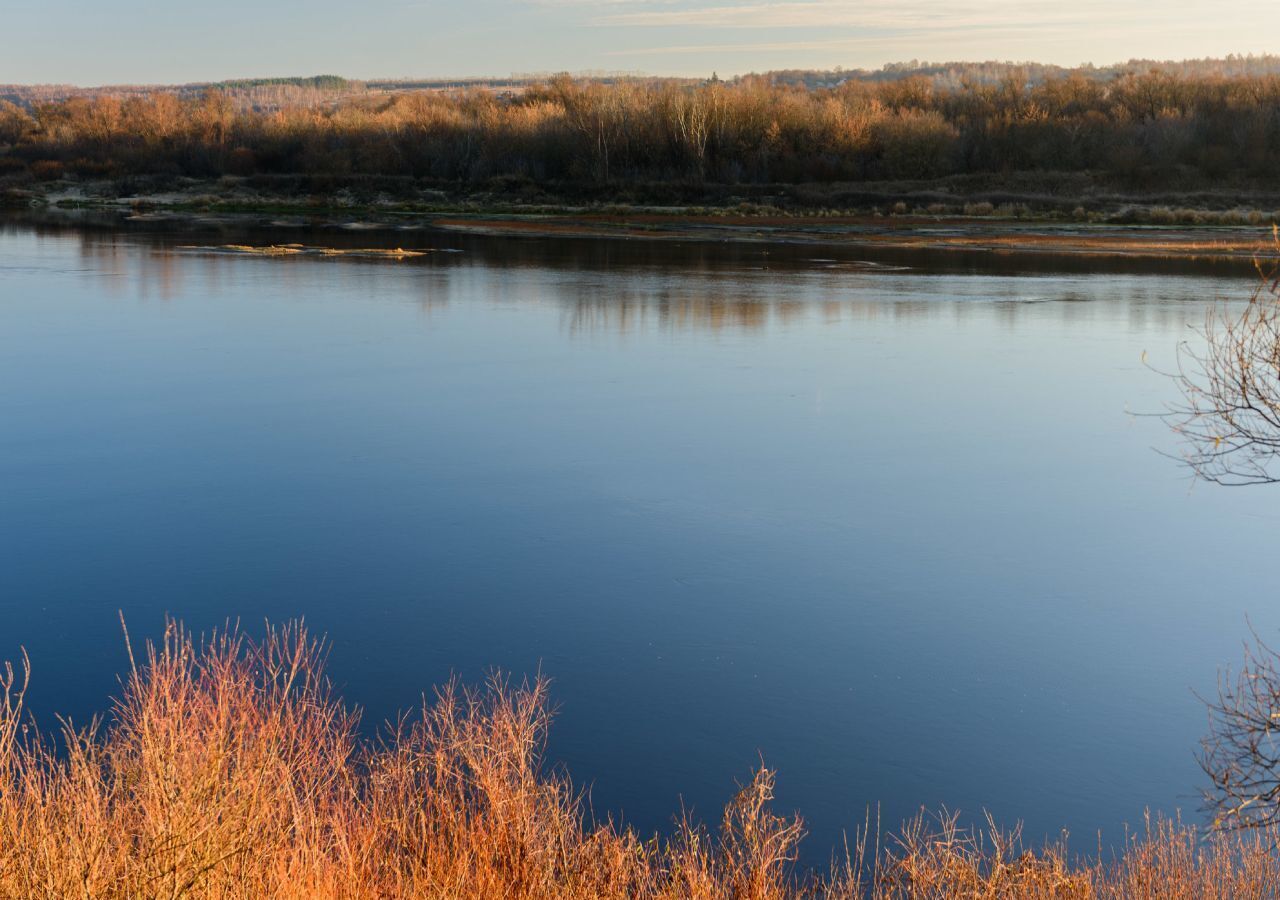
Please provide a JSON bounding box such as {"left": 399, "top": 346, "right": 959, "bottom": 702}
{"left": 1167, "top": 250, "right": 1280, "bottom": 830}
{"left": 1201, "top": 629, "right": 1280, "bottom": 830}
{"left": 1169, "top": 253, "right": 1280, "bottom": 485}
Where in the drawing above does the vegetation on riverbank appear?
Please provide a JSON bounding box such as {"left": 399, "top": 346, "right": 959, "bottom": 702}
{"left": 8, "top": 63, "right": 1280, "bottom": 219}
{"left": 1, "top": 619, "right": 1278, "bottom": 899}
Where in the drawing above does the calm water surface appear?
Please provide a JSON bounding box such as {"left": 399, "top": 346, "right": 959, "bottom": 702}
{"left": 2, "top": 216, "right": 1276, "bottom": 861}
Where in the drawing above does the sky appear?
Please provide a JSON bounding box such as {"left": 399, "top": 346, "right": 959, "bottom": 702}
{"left": 3, "top": 0, "right": 1280, "bottom": 86}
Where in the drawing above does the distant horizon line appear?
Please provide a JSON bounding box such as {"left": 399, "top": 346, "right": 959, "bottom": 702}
{"left": 6, "top": 52, "right": 1280, "bottom": 91}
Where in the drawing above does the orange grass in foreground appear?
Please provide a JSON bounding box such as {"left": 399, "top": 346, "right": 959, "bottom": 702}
{"left": 0, "top": 621, "right": 1277, "bottom": 899}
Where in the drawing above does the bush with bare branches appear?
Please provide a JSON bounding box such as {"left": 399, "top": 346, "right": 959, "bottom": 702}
{"left": 2, "top": 620, "right": 1280, "bottom": 898}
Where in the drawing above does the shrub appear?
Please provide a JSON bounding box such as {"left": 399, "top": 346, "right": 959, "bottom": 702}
{"left": 1, "top": 620, "right": 1280, "bottom": 897}
{"left": 70, "top": 157, "right": 115, "bottom": 178}
{"left": 227, "top": 146, "right": 257, "bottom": 176}
{"left": 29, "top": 159, "right": 64, "bottom": 181}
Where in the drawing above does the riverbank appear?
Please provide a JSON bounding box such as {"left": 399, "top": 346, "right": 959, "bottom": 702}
{"left": 428, "top": 212, "right": 1280, "bottom": 261}
{"left": 8, "top": 182, "right": 1280, "bottom": 263}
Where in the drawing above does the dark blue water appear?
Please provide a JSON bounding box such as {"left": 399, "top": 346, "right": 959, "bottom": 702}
{"left": 2, "top": 217, "right": 1275, "bottom": 861}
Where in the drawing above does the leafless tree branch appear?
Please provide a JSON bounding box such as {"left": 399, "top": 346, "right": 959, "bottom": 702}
{"left": 1168, "top": 237, "right": 1280, "bottom": 485}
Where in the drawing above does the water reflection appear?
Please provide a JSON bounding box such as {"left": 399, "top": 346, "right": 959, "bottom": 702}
{"left": 0, "top": 212, "right": 1272, "bottom": 868}
{"left": 3, "top": 212, "right": 1254, "bottom": 336}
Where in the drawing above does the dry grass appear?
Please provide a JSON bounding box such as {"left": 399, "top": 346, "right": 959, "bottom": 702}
{"left": 1, "top": 620, "right": 1278, "bottom": 899}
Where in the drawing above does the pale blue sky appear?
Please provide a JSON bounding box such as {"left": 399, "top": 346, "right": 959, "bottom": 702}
{"left": 4, "top": 0, "right": 1279, "bottom": 86}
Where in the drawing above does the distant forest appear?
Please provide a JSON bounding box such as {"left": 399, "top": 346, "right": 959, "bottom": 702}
{"left": 6, "top": 57, "right": 1280, "bottom": 198}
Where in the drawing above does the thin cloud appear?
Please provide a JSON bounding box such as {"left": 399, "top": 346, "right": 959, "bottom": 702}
{"left": 595, "top": 0, "right": 1152, "bottom": 30}
{"left": 603, "top": 13, "right": 1274, "bottom": 58}
{"left": 604, "top": 32, "right": 1086, "bottom": 57}
{"left": 585, "top": 0, "right": 1279, "bottom": 68}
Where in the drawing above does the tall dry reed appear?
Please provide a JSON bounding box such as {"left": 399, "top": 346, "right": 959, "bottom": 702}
{"left": 0, "top": 619, "right": 1276, "bottom": 899}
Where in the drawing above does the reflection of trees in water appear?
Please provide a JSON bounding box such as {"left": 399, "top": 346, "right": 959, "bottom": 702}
{"left": 560, "top": 285, "right": 808, "bottom": 334}
{"left": 557, "top": 280, "right": 1225, "bottom": 336}
{"left": 75, "top": 232, "right": 184, "bottom": 301}
{"left": 7, "top": 219, "right": 1249, "bottom": 337}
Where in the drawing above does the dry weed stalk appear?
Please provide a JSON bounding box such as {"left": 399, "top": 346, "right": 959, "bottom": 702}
{"left": 0, "top": 620, "right": 1278, "bottom": 898}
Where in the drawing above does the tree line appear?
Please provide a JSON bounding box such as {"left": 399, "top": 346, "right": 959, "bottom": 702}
{"left": 5, "top": 68, "right": 1280, "bottom": 190}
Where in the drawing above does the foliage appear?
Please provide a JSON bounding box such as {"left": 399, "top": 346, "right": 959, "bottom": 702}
{"left": 8, "top": 68, "right": 1280, "bottom": 190}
